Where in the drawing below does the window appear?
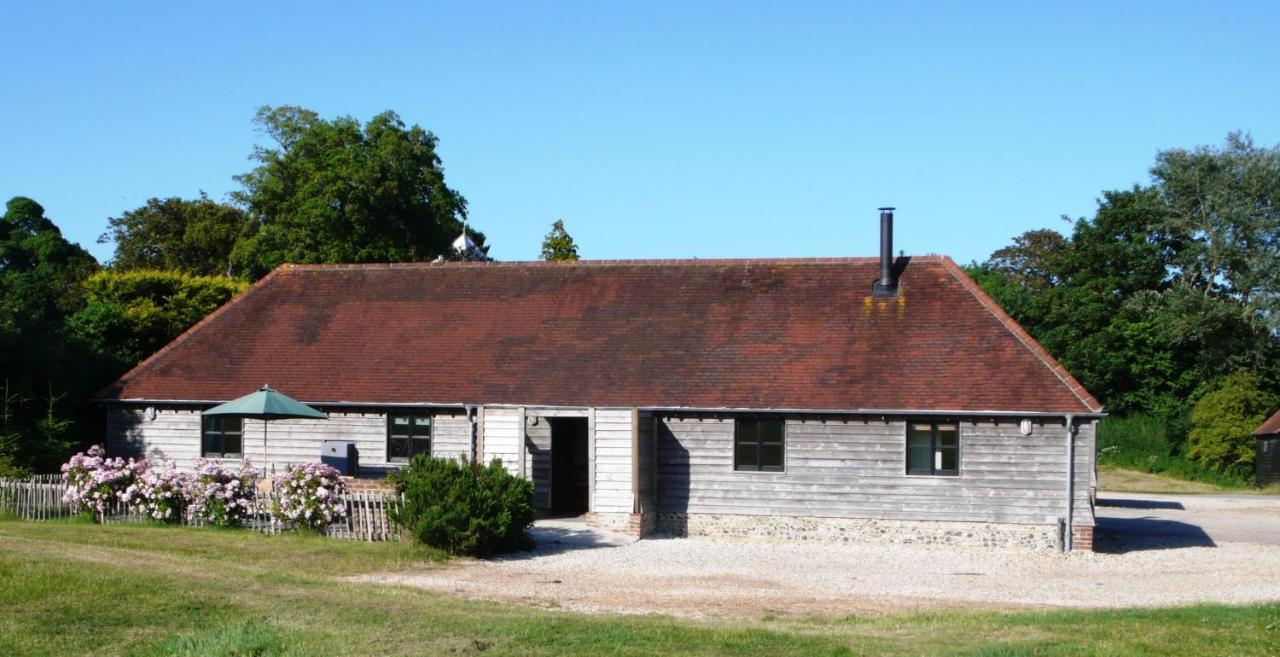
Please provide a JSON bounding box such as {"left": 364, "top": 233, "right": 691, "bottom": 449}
{"left": 388, "top": 413, "right": 432, "bottom": 462}
{"left": 734, "top": 417, "right": 784, "bottom": 472}
{"left": 907, "top": 420, "right": 959, "bottom": 476}
{"left": 202, "top": 416, "right": 243, "bottom": 458}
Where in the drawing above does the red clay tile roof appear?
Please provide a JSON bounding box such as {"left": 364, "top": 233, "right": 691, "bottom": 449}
{"left": 1255, "top": 410, "right": 1280, "bottom": 437}
{"left": 97, "top": 256, "right": 1102, "bottom": 414}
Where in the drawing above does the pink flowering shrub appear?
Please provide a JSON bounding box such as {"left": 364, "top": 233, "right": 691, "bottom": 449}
{"left": 124, "top": 464, "right": 192, "bottom": 523}
{"left": 61, "top": 445, "right": 149, "bottom": 518}
{"left": 271, "top": 462, "right": 347, "bottom": 531}
{"left": 187, "top": 459, "right": 261, "bottom": 527}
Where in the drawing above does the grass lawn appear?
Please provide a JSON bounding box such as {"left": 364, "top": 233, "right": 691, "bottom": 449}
{"left": 1098, "top": 465, "right": 1280, "bottom": 495}
{"left": 2, "top": 520, "right": 1279, "bottom": 656}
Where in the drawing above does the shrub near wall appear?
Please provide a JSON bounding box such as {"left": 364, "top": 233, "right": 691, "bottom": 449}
{"left": 389, "top": 456, "right": 535, "bottom": 557}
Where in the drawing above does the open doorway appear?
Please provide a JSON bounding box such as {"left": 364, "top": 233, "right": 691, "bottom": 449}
{"left": 549, "top": 417, "right": 590, "bottom": 516}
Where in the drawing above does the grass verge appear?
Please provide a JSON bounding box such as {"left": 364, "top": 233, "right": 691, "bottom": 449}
{"left": 1098, "top": 465, "right": 1280, "bottom": 495}
{"left": 1, "top": 519, "right": 1278, "bottom": 656}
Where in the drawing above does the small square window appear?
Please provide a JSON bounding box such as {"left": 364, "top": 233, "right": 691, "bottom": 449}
{"left": 906, "top": 420, "right": 960, "bottom": 476}
{"left": 201, "top": 415, "right": 243, "bottom": 458}
{"left": 388, "top": 412, "right": 432, "bottom": 462}
{"left": 734, "top": 418, "right": 784, "bottom": 472}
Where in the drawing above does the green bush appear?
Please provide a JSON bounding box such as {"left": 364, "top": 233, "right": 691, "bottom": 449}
{"left": 388, "top": 456, "right": 535, "bottom": 557}
{"left": 1186, "top": 372, "right": 1275, "bottom": 477}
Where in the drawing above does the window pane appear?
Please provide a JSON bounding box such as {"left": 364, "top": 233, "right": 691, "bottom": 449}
{"left": 409, "top": 438, "right": 432, "bottom": 458}
{"left": 761, "top": 420, "right": 783, "bottom": 444}
{"left": 938, "top": 426, "right": 958, "bottom": 447}
{"left": 390, "top": 416, "right": 411, "bottom": 436}
{"left": 761, "top": 442, "right": 784, "bottom": 469}
{"left": 735, "top": 442, "right": 758, "bottom": 469}
{"left": 204, "top": 416, "right": 220, "bottom": 434}
{"left": 908, "top": 426, "right": 932, "bottom": 448}
{"left": 939, "top": 446, "right": 958, "bottom": 472}
{"left": 736, "top": 420, "right": 758, "bottom": 445}
{"left": 413, "top": 416, "right": 432, "bottom": 427}
{"left": 203, "top": 432, "right": 221, "bottom": 456}
{"left": 388, "top": 437, "right": 410, "bottom": 460}
{"left": 908, "top": 445, "right": 933, "bottom": 473}
{"left": 224, "top": 419, "right": 242, "bottom": 437}
{"left": 223, "top": 434, "right": 242, "bottom": 456}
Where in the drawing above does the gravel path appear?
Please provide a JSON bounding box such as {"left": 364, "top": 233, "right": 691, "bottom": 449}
{"left": 354, "top": 521, "right": 1280, "bottom": 619}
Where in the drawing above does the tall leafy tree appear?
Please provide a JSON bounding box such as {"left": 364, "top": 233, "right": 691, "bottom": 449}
{"left": 68, "top": 270, "right": 247, "bottom": 370}
{"left": 540, "top": 219, "right": 580, "bottom": 262}
{"left": 231, "top": 106, "right": 484, "bottom": 278}
{"left": 1152, "top": 132, "right": 1280, "bottom": 325}
{"left": 99, "top": 194, "right": 249, "bottom": 276}
{"left": 0, "top": 197, "right": 100, "bottom": 470}
{"left": 971, "top": 135, "right": 1280, "bottom": 423}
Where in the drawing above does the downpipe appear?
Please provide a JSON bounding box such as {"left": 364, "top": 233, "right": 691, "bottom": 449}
{"left": 1063, "top": 413, "right": 1076, "bottom": 552}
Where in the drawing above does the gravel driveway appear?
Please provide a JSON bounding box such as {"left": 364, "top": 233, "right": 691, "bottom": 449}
{"left": 1096, "top": 492, "right": 1280, "bottom": 547}
{"left": 356, "top": 511, "right": 1280, "bottom": 619}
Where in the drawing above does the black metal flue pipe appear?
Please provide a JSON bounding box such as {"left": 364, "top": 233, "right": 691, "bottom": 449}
{"left": 875, "top": 207, "right": 897, "bottom": 296}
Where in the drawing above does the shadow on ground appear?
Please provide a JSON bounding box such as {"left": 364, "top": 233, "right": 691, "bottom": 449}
{"left": 1096, "top": 498, "right": 1186, "bottom": 510}
{"left": 1094, "top": 516, "right": 1216, "bottom": 554}
{"left": 496, "top": 522, "right": 633, "bottom": 560}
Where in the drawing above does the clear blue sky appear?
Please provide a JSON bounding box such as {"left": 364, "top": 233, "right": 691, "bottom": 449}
{"left": 2, "top": 1, "right": 1277, "bottom": 264}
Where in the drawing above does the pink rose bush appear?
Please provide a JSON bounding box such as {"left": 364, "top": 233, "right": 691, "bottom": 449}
{"left": 187, "top": 459, "right": 261, "bottom": 527}
{"left": 61, "top": 446, "right": 260, "bottom": 525}
{"left": 124, "top": 464, "right": 192, "bottom": 522}
{"left": 61, "top": 445, "right": 149, "bottom": 518}
{"left": 271, "top": 462, "right": 348, "bottom": 531}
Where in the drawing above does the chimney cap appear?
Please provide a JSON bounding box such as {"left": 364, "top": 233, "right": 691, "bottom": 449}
{"left": 878, "top": 207, "right": 895, "bottom": 212}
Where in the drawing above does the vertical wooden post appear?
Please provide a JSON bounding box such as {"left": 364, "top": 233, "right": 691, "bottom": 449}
{"left": 630, "top": 408, "right": 640, "bottom": 514}
{"left": 587, "top": 408, "right": 596, "bottom": 513}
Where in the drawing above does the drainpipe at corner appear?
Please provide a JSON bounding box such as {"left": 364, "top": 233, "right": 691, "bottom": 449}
{"left": 465, "top": 405, "right": 477, "bottom": 463}
{"left": 1064, "top": 413, "right": 1076, "bottom": 552}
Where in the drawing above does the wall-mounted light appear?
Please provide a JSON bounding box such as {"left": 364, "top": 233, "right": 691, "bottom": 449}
{"left": 526, "top": 415, "right": 539, "bottom": 427}
{"left": 145, "top": 406, "right": 157, "bottom": 421}
{"left": 1019, "top": 419, "right": 1033, "bottom": 436}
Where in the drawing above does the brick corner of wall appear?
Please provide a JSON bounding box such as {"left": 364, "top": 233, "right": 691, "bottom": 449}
{"left": 1072, "top": 525, "right": 1094, "bottom": 552}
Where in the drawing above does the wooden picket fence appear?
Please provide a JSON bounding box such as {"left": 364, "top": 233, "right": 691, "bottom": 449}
{"left": 0, "top": 475, "right": 73, "bottom": 520}
{"left": 0, "top": 475, "right": 403, "bottom": 542}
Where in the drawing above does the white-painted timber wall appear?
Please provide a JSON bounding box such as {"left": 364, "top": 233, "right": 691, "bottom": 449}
{"left": 480, "top": 408, "right": 522, "bottom": 475}
{"left": 106, "top": 403, "right": 1094, "bottom": 529}
{"left": 590, "top": 408, "right": 635, "bottom": 514}
{"left": 107, "top": 406, "right": 470, "bottom": 472}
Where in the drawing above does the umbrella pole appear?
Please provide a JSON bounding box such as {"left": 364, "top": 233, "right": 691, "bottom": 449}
{"left": 264, "top": 421, "right": 268, "bottom": 470}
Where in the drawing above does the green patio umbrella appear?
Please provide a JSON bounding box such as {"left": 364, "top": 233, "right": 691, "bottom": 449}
{"left": 202, "top": 385, "right": 328, "bottom": 466}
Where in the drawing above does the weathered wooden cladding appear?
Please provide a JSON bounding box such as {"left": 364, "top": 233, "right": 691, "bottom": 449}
{"left": 592, "top": 408, "right": 635, "bottom": 514}
{"left": 107, "top": 405, "right": 471, "bottom": 472}
{"left": 654, "top": 414, "right": 1095, "bottom": 527}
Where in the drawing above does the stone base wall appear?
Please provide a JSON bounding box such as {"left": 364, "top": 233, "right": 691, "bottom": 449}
{"left": 586, "top": 512, "right": 653, "bottom": 538}
{"left": 654, "top": 512, "right": 1076, "bottom": 551}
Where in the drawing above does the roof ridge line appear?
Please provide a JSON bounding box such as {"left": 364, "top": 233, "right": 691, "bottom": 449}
{"left": 90, "top": 267, "right": 287, "bottom": 401}
{"left": 280, "top": 256, "right": 946, "bottom": 270}
{"left": 940, "top": 256, "right": 1104, "bottom": 414}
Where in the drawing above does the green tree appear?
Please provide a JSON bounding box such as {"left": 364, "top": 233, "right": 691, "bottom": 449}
{"left": 100, "top": 194, "right": 250, "bottom": 276}
{"left": 68, "top": 269, "right": 247, "bottom": 370}
{"left": 1186, "top": 372, "right": 1275, "bottom": 475}
{"left": 0, "top": 197, "right": 100, "bottom": 470}
{"left": 539, "top": 219, "right": 580, "bottom": 262}
{"left": 972, "top": 136, "right": 1280, "bottom": 423}
{"left": 231, "top": 106, "right": 484, "bottom": 278}
{"left": 1152, "top": 132, "right": 1280, "bottom": 321}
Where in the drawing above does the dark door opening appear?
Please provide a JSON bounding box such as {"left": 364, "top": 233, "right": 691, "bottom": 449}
{"left": 549, "top": 417, "right": 590, "bottom": 515}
